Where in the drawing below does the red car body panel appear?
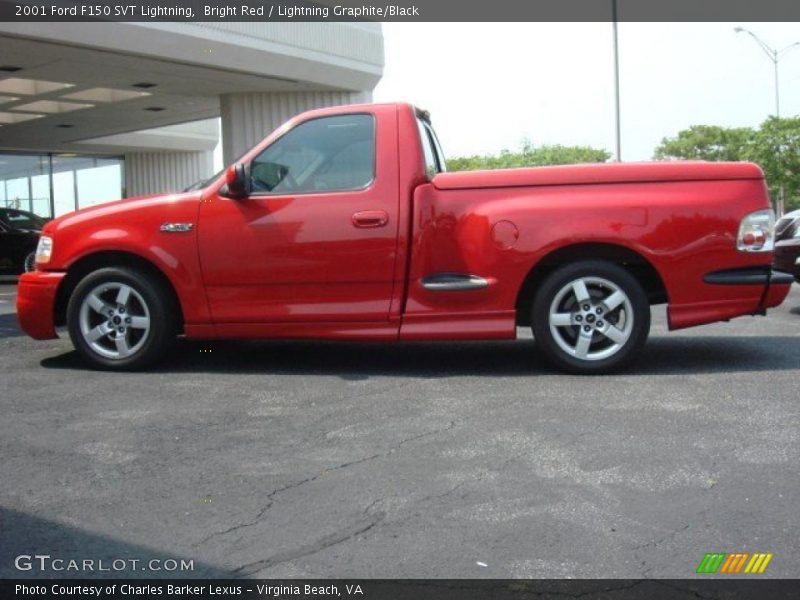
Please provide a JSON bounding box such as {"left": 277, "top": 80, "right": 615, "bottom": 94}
{"left": 16, "top": 102, "right": 791, "bottom": 344}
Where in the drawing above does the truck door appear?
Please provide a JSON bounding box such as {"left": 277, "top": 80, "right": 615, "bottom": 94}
{"left": 197, "top": 107, "right": 400, "bottom": 323}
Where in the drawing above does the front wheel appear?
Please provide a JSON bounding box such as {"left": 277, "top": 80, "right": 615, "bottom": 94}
{"left": 531, "top": 260, "right": 650, "bottom": 374}
{"left": 67, "top": 267, "right": 175, "bottom": 370}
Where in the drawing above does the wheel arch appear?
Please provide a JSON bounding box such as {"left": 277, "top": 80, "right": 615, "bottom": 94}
{"left": 54, "top": 251, "right": 184, "bottom": 332}
{"left": 515, "top": 242, "right": 668, "bottom": 326}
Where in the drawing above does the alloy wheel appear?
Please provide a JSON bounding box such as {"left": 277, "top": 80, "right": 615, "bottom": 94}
{"left": 547, "top": 276, "right": 634, "bottom": 361}
{"left": 78, "top": 282, "right": 151, "bottom": 360}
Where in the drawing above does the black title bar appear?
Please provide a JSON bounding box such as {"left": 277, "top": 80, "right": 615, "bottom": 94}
{"left": 4, "top": 0, "right": 800, "bottom": 22}
{"left": 4, "top": 579, "right": 800, "bottom": 600}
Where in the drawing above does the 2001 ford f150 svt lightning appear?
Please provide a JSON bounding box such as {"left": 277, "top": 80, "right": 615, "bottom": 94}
{"left": 17, "top": 103, "right": 794, "bottom": 373}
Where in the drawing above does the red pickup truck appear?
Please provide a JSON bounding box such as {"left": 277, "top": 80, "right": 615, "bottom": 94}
{"left": 17, "top": 103, "right": 793, "bottom": 373}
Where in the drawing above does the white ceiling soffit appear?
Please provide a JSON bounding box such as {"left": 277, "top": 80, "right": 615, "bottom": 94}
{"left": 76, "top": 118, "right": 220, "bottom": 153}
{"left": 62, "top": 87, "right": 152, "bottom": 103}
{"left": 14, "top": 99, "right": 93, "bottom": 113}
{"left": 0, "top": 77, "right": 74, "bottom": 95}
{"left": 0, "top": 111, "right": 44, "bottom": 124}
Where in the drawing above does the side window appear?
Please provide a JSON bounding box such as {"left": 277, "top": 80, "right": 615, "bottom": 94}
{"left": 250, "top": 114, "right": 375, "bottom": 195}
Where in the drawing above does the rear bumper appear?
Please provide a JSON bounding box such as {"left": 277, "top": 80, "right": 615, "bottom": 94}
{"left": 669, "top": 266, "right": 792, "bottom": 330}
{"left": 16, "top": 271, "right": 65, "bottom": 340}
{"left": 703, "top": 266, "right": 795, "bottom": 286}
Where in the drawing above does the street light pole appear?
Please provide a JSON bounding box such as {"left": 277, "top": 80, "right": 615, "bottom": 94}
{"left": 734, "top": 27, "right": 800, "bottom": 215}
{"left": 734, "top": 27, "right": 800, "bottom": 117}
{"left": 612, "top": 0, "right": 621, "bottom": 161}
{"left": 773, "top": 53, "right": 780, "bottom": 117}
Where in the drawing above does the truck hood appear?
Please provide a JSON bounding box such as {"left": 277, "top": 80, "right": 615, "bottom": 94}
{"left": 432, "top": 161, "right": 764, "bottom": 191}
{"left": 43, "top": 191, "right": 199, "bottom": 235}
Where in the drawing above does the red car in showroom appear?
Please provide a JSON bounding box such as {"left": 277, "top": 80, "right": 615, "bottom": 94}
{"left": 16, "top": 103, "right": 793, "bottom": 373}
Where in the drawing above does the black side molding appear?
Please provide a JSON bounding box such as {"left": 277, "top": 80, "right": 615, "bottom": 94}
{"left": 771, "top": 270, "right": 798, "bottom": 284}
{"left": 420, "top": 273, "right": 489, "bottom": 291}
{"left": 704, "top": 266, "right": 795, "bottom": 285}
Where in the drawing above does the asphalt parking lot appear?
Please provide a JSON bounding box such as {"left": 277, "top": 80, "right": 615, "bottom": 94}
{"left": 1, "top": 280, "right": 799, "bottom": 579}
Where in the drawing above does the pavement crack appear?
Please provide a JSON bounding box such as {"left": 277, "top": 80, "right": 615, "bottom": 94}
{"left": 635, "top": 521, "right": 692, "bottom": 551}
{"left": 232, "top": 511, "right": 386, "bottom": 578}
{"left": 196, "top": 420, "right": 458, "bottom": 546}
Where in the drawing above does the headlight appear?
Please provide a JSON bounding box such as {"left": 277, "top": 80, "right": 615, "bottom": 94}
{"left": 737, "top": 209, "right": 774, "bottom": 252}
{"left": 35, "top": 236, "right": 53, "bottom": 264}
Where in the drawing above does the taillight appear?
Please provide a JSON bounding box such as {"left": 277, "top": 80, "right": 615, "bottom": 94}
{"left": 737, "top": 209, "right": 775, "bottom": 252}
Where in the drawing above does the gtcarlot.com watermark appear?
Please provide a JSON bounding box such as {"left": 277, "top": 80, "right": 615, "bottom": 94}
{"left": 14, "top": 554, "right": 194, "bottom": 573}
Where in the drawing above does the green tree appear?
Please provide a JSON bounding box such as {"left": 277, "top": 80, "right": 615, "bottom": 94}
{"left": 653, "top": 125, "right": 755, "bottom": 162}
{"left": 751, "top": 117, "right": 800, "bottom": 213}
{"left": 447, "top": 139, "right": 610, "bottom": 172}
{"left": 654, "top": 119, "right": 800, "bottom": 212}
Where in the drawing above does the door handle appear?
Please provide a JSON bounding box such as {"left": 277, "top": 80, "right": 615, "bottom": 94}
{"left": 352, "top": 210, "right": 389, "bottom": 228}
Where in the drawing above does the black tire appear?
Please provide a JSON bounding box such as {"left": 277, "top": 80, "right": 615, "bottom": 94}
{"left": 531, "top": 260, "right": 650, "bottom": 374}
{"left": 67, "top": 267, "right": 175, "bottom": 370}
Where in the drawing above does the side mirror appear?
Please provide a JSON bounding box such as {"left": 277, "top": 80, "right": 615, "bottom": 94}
{"left": 224, "top": 163, "right": 249, "bottom": 199}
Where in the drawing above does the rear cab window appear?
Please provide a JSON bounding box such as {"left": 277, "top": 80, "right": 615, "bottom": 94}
{"left": 416, "top": 110, "right": 447, "bottom": 179}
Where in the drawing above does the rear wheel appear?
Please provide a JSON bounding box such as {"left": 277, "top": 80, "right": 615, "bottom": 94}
{"left": 67, "top": 267, "right": 175, "bottom": 370}
{"left": 531, "top": 260, "right": 650, "bottom": 374}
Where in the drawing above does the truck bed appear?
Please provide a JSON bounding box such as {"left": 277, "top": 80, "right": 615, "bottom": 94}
{"left": 432, "top": 161, "right": 764, "bottom": 191}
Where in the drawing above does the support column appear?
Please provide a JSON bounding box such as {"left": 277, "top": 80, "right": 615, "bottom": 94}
{"left": 124, "top": 150, "right": 214, "bottom": 197}
{"left": 220, "top": 91, "right": 371, "bottom": 165}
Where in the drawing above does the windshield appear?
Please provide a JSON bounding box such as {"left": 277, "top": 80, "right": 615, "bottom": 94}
{"left": 183, "top": 167, "right": 226, "bottom": 192}
{"left": 0, "top": 209, "right": 47, "bottom": 231}
{"left": 183, "top": 147, "right": 252, "bottom": 193}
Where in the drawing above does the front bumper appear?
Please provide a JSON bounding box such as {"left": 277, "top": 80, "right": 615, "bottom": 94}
{"left": 16, "top": 271, "right": 66, "bottom": 340}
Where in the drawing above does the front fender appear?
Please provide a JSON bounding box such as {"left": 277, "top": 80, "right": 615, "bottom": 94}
{"left": 43, "top": 192, "right": 210, "bottom": 324}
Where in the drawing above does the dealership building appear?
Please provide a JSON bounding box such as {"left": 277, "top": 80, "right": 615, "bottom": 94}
{"left": 0, "top": 21, "right": 383, "bottom": 218}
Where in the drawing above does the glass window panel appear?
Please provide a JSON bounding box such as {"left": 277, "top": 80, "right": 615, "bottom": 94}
{"left": 75, "top": 163, "right": 123, "bottom": 208}
{"left": 5, "top": 178, "right": 29, "bottom": 211}
{"left": 0, "top": 153, "right": 47, "bottom": 217}
{"left": 0, "top": 152, "right": 124, "bottom": 217}
{"left": 53, "top": 171, "right": 76, "bottom": 217}
{"left": 31, "top": 174, "right": 51, "bottom": 218}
